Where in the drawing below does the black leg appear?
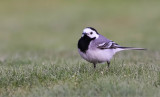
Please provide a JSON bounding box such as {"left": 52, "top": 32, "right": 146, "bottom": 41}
{"left": 93, "top": 63, "right": 96, "bottom": 68}
{"left": 107, "top": 61, "right": 110, "bottom": 68}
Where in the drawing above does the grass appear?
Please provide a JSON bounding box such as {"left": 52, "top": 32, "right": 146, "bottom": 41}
{"left": 0, "top": 0, "right": 160, "bottom": 97}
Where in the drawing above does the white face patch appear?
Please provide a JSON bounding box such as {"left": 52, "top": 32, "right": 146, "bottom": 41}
{"left": 82, "top": 28, "right": 99, "bottom": 39}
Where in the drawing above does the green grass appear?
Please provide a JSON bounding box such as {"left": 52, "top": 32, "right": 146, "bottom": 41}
{"left": 0, "top": 0, "right": 160, "bottom": 97}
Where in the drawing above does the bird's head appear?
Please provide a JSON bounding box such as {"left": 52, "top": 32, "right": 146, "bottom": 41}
{"left": 82, "top": 27, "right": 99, "bottom": 39}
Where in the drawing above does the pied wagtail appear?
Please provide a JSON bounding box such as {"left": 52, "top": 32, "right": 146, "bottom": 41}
{"left": 78, "top": 27, "right": 146, "bottom": 68}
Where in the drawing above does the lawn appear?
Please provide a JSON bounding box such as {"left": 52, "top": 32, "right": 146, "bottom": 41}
{"left": 0, "top": 0, "right": 160, "bottom": 97}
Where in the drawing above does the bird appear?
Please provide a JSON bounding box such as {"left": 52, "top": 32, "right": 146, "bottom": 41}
{"left": 78, "top": 27, "right": 146, "bottom": 68}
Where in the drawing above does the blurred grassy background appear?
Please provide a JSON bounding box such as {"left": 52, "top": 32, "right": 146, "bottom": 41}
{"left": 0, "top": 0, "right": 160, "bottom": 97}
{"left": 0, "top": 0, "right": 160, "bottom": 53}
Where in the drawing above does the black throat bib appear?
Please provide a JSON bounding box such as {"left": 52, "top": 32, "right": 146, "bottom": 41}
{"left": 78, "top": 35, "right": 95, "bottom": 53}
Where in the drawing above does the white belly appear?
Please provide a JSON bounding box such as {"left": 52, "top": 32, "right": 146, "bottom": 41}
{"left": 78, "top": 49, "right": 115, "bottom": 64}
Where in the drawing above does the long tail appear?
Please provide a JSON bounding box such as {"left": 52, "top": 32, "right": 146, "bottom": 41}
{"left": 114, "top": 47, "right": 146, "bottom": 53}
{"left": 118, "top": 47, "right": 147, "bottom": 50}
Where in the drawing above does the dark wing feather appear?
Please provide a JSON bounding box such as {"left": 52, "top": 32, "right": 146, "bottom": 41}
{"left": 97, "top": 41, "right": 120, "bottom": 49}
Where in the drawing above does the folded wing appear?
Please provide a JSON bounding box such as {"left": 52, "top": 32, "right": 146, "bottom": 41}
{"left": 97, "top": 41, "right": 120, "bottom": 49}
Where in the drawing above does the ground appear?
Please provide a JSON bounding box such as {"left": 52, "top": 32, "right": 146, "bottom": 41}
{"left": 0, "top": 0, "right": 160, "bottom": 97}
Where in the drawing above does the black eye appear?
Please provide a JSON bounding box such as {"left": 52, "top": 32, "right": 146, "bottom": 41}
{"left": 90, "top": 32, "right": 93, "bottom": 34}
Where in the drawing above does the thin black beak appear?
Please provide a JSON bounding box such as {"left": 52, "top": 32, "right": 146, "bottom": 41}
{"left": 82, "top": 33, "right": 87, "bottom": 36}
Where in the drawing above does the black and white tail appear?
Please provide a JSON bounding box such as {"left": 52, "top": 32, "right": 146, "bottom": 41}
{"left": 114, "top": 47, "right": 146, "bottom": 53}
{"left": 118, "top": 47, "right": 146, "bottom": 50}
